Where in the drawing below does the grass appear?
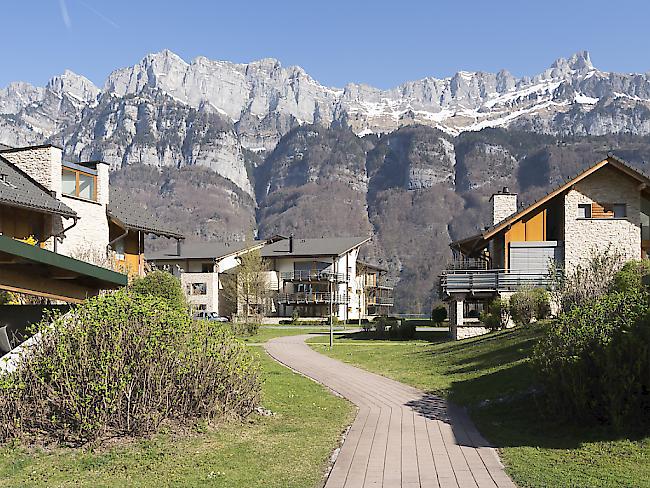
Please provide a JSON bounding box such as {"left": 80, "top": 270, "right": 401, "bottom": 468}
{"left": 0, "top": 347, "right": 354, "bottom": 487}
{"left": 308, "top": 326, "right": 650, "bottom": 488}
{"left": 236, "top": 326, "right": 347, "bottom": 344}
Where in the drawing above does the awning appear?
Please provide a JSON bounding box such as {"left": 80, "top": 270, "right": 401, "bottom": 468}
{"left": 0, "top": 235, "right": 127, "bottom": 303}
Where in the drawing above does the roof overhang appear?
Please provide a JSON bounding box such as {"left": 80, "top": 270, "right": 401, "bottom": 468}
{"left": 108, "top": 214, "right": 185, "bottom": 240}
{"left": 0, "top": 235, "right": 127, "bottom": 303}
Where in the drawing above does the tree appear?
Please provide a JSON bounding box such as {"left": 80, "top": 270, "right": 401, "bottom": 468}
{"left": 222, "top": 249, "right": 270, "bottom": 324}
{"left": 431, "top": 304, "right": 447, "bottom": 326}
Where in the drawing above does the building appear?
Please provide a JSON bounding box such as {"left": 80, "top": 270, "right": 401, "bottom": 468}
{"left": 358, "top": 262, "right": 395, "bottom": 317}
{"left": 148, "top": 235, "right": 393, "bottom": 321}
{"left": 440, "top": 155, "right": 650, "bottom": 340}
{"left": 0, "top": 151, "right": 127, "bottom": 303}
{"left": 0, "top": 144, "right": 183, "bottom": 276}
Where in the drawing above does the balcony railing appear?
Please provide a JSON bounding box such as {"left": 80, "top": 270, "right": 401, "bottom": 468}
{"left": 280, "top": 271, "right": 346, "bottom": 282}
{"left": 367, "top": 297, "right": 394, "bottom": 306}
{"left": 441, "top": 269, "right": 552, "bottom": 294}
{"left": 277, "top": 292, "right": 348, "bottom": 304}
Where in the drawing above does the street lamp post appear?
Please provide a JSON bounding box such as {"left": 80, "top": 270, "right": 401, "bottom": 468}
{"left": 329, "top": 275, "right": 334, "bottom": 349}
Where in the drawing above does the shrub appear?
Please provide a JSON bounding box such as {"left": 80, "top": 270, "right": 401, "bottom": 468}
{"left": 550, "top": 247, "right": 625, "bottom": 313}
{"left": 130, "top": 270, "right": 187, "bottom": 311}
{"left": 229, "top": 322, "right": 259, "bottom": 336}
{"left": 387, "top": 321, "right": 416, "bottom": 340}
{"left": 533, "top": 289, "right": 650, "bottom": 426}
{"left": 612, "top": 260, "right": 650, "bottom": 293}
{"left": 431, "top": 305, "right": 448, "bottom": 326}
{"left": 480, "top": 298, "right": 510, "bottom": 331}
{"left": 0, "top": 289, "right": 260, "bottom": 445}
{"left": 509, "top": 287, "right": 551, "bottom": 325}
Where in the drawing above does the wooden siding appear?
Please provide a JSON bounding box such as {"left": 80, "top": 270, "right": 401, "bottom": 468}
{"left": 591, "top": 202, "right": 614, "bottom": 219}
{"left": 504, "top": 208, "right": 547, "bottom": 269}
{"left": 0, "top": 205, "right": 51, "bottom": 243}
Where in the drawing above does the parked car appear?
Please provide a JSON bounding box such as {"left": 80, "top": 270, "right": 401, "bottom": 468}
{"left": 194, "top": 311, "right": 229, "bottom": 322}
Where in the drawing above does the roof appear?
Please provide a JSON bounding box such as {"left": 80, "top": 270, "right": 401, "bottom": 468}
{"left": 261, "top": 236, "right": 370, "bottom": 258}
{"left": 147, "top": 240, "right": 261, "bottom": 261}
{"left": 107, "top": 188, "right": 184, "bottom": 240}
{"left": 0, "top": 234, "right": 127, "bottom": 303}
{"left": 450, "top": 155, "right": 650, "bottom": 255}
{"left": 0, "top": 156, "right": 76, "bottom": 218}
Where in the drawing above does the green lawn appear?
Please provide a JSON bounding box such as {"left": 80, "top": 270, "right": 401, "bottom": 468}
{"left": 0, "top": 348, "right": 354, "bottom": 487}
{"left": 308, "top": 327, "right": 650, "bottom": 488}
{"left": 236, "top": 326, "right": 339, "bottom": 344}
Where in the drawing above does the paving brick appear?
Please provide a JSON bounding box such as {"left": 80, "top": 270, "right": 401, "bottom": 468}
{"left": 264, "top": 335, "right": 515, "bottom": 488}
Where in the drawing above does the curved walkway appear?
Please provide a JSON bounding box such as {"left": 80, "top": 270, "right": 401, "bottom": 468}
{"left": 264, "top": 334, "right": 516, "bottom": 488}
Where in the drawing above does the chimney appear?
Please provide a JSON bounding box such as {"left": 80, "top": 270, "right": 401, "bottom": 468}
{"left": 289, "top": 234, "right": 294, "bottom": 253}
{"left": 176, "top": 238, "right": 183, "bottom": 257}
{"left": 1, "top": 145, "right": 62, "bottom": 197}
{"left": 490, "top": 187, "right": 517, "bottom": 225}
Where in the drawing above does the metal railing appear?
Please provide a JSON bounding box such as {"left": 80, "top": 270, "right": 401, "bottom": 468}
{"left": 367, "top": 297, "right": 395, "bottom": 306}
{"left": 441, "top": 269, "right": 552, "bottom": 293}
{"left": 446, "top": 258, "right": 489, "bottom": 271}
{"left": 280, "top": 271, "right": 346, "bottom": 282}
{"left": 277, "top": 292, "right": 349, "bottom": 304}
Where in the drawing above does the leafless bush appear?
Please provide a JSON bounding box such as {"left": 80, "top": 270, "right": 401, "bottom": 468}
{"left": 550, "top": 247, "right": 626, "bottom": 314}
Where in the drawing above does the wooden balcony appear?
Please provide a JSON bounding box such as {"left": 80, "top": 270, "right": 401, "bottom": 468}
{"left": 280, "top": 271, "right": 346, "bottom": 283}
{"left": 441, "top": 269, "right": 552, "bottom": 295}
{"left": 277, "top": 292, "right": 348, "bottom": 305}
{"left": 367, "top": 296, "right": 394, "bottom": 306}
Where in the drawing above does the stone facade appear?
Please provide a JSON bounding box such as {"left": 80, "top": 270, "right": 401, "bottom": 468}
{"left": 490, "top": 191, "right": 517, "bottom": 225}
{"left": 1, "top": 145, "right": 62, "bottom": 197}
{"left": 452, "top": 323, "right": 490, "bottom": 340}
{"left": 181, "top": 272, "right": 219, "bottom": 312}
{"left": 58, "top": 163, "right": 110, "bottom": 258}
{"left": 564, "top": 166, "right": 641, "bottom": 271}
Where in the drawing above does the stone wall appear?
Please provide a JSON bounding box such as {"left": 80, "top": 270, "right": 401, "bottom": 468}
{"left": 564, "top": 167, "right": 641, "bottom": 271}
{"left": 181, "top": 272, "right": 219, "bottom": 313}
{"left": 57, "top": 197, "right": 110, "bottom": 257}
{"left": 451, "top": 323, "right": 490, "bottom": 340}
{"left": 490, "top": 192, "right": 517, "bottom": 225}
{"left": 1, "top": 145, "right": 62, "bottom": 197}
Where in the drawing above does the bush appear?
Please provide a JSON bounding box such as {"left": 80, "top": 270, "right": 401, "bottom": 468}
{"left": 550, "top": 247, "right": 625, "bottom": 314}
{"left": 612, "top": 260, "right": 650, "bottom": 293}
{"left": 431, "top": 305, "right": 448, "bottom": 325}
{"left": 480, "top": 298, "right": 510, "bottom": 331}
{"left": 229, "top": 322, "right": 259, "bottom": 336}
{"left": 388, "top": 322, "right": 416, "bottom": 340}
{"left": 130, "top": 270, "right": 187, "bottom": 311}
{"left": 533, "top": 289, "right": 650, "bottom": 427}
{"left": 509, "top": 287, "right": 551, "bottom": 325}
{"left": 0, "top": 289, "right": 260, "bottom": 445}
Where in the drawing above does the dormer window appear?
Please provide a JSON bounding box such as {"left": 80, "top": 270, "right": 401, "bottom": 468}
{"left": 62, "top": 163, "right": 97, "bottom": 201}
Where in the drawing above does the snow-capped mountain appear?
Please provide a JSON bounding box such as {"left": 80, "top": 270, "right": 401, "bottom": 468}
{"left": 2, "top": 49, "right": 650, "bottom": 195}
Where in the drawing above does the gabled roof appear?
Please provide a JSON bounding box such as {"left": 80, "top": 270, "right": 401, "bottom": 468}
{"left": 0, "top": 156, "right": 76, "bottom": 218}
{"left": 261, "top": 236, "right": 370, "bottom": 258}
{"left": 451, "top": 155, "right": 650, "bottom": 255}
{"left": 147, "top": 240, "right": 262, "bottom": 261}
{"left": 107, "top": 188, "right": 184, "bottom": 240}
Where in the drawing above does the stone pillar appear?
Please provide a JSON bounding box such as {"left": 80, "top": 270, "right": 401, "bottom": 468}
{"left": 448, "top": 295, "right": 464, "bottom": 341}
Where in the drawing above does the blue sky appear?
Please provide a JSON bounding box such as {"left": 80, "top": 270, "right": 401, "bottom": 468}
{"left": 2, "top": 0, "right": 649, "bottom": 89}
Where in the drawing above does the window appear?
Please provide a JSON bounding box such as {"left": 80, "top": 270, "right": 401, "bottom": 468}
{"left": 189, "top": 282, "right": 207, "bottom": 295}
{"left": 62, "top": 167, "right": 97, "bottom": 201}
{"left": 577, "top": 204, "right": 591, "bottom": 219}
{"left": 201, "top": 263, "right": 213, "bottom": 273}
{"left": 613, "top": 204, "right": 627, "bottom": 218}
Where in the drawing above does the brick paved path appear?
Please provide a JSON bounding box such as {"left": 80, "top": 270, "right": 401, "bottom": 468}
{"left": 264, "top": 334, "right": 516, "bottom": 488}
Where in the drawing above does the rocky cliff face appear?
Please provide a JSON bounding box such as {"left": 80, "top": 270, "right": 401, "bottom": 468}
{"left": 3, "top": 50, "right": 650, "bottom": 193}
